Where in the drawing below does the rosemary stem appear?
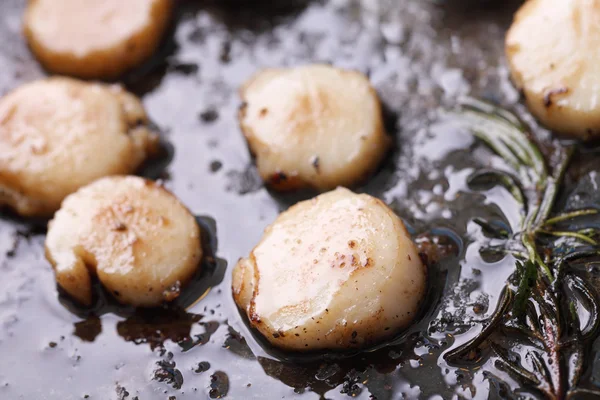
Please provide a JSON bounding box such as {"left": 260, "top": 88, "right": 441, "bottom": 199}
{"left": 538, "top": 230, "right": 598, "bottom": 246}
{"left": 523, "top": 233, "right": 553, "bottom": 280}
{"left": 544, "top": 209, "right": 598, "bottom": 225}
{"left": 533, "top": 146, "right": 575, "bottom": 229}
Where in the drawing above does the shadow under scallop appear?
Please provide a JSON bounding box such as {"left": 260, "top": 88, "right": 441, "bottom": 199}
{"left": 188, "top": 0, "right": 314, "bottom": 34}
{"left": 61, "top": 216, "right": 227, "bottom": 349}
{"left": 123, "top": 0, "right": 314, "bottom": 95}
{"left": 137, "top": 123, "right": 176, "bottom": 182}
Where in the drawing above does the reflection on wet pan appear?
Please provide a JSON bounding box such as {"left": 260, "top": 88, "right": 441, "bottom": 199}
{"left": 1, "top": 0, "right": 600, "bottom": 399}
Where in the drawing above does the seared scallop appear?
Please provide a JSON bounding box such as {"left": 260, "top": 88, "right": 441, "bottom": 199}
{"left": 506, "top": 0, "right": 600, "bottom": 139}
{"left": 0, "top": 77, "right": 158, "bottom": 217}
{"left": 23, "top": 0, "right": 173, "bottom": 79}
{"left": 232, "top": 188, "right": 426, "bottom": 351}
{"left": 239, "top": 65, "right": 391, "bottom": 191}
{"left": 45, "top": 176, "right": 202, "bottom": 307}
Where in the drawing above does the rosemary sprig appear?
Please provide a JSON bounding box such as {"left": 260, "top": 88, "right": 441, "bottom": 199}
{"left": 445, "top": 98, "right": 600, "bottom": 399}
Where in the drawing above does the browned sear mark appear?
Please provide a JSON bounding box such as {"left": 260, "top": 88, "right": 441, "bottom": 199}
{"left": 113, "top": 222, "right": 127, "bottom": 231}
{"left": 331, "top": 252, "right": 347, "bottom": 268}
{"left": 543, "top": 87, "right": 569, "bottom": 107}
{"left": 270, "top": 171, "right": 288, "bottom": 185}
{"left": 311, "top": 155, "right": 320, "bottom": 172}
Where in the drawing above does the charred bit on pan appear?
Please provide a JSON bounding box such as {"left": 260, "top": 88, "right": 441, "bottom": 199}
{"left": 349, "top": 330, "right": 358, "bottom": 345}
{"left": 200, "top": 108, "right": 219, "bottom": 124}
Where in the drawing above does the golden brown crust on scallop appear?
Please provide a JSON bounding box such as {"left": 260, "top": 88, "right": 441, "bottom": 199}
{"left": 0, "top": 77, "right": 158, "bottom": 217}
{"left": 45, "top": 176, "right": 202, "bottom": 307}
{"left": 23, "top": 0, "right": 173, "bottom": 80}
{"left": 506, "top": 0, "right": 600, "bottom": 139}
{"left": 239, "top": 65, "right": 391, "bottom": 192}
{"left": 232, "top": 188, "right": 426, "bottom": 351}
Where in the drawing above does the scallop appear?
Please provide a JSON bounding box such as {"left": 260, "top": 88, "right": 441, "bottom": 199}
{"left": 506, "top": 0, "right": 600, "bottom": 139}
{"left": 23, "top": 0, "right": 173, "bottom": 79}
{"left": 45, "top": 176, "right": 202, "bottom": 307}
{"left": 239, "top": 65, "right": 391, "bottom": 191}
{"left": 232, "top": 188, "right": 426, "bottom": 351}
{"left": 0, "top": 77, "right": 158, "bottom": 217}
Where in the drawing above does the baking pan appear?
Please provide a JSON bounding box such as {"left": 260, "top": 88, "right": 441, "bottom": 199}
{"left": 1, "top": 0, "right": 599, "bottom": 399}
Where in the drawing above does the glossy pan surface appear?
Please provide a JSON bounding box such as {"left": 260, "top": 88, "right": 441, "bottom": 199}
{"left": 1, "top": 0, "right": 599, "bottom": 399}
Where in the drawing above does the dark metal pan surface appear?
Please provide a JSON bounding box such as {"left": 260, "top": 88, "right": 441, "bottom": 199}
{"left": 1, "top": 0, "right": 599, "bottom": 399}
